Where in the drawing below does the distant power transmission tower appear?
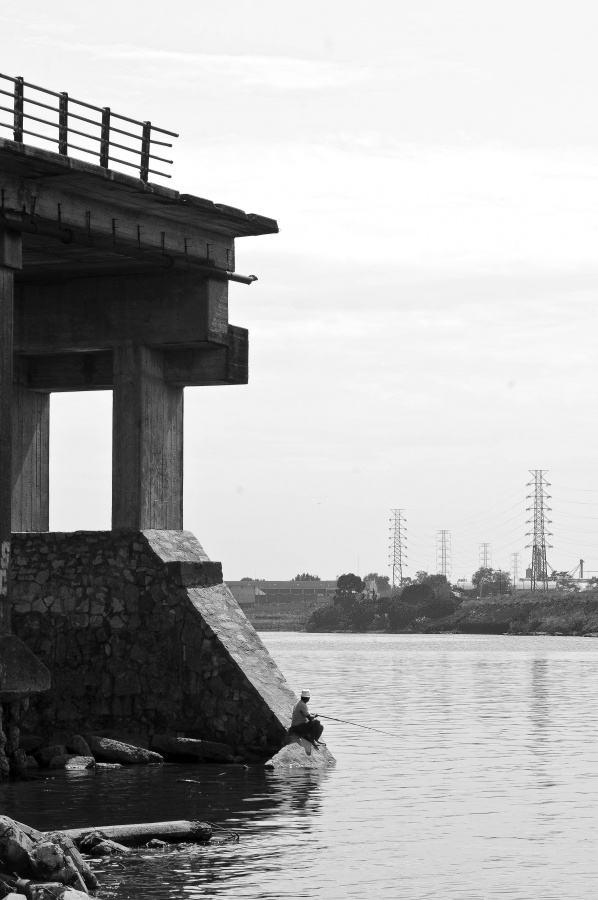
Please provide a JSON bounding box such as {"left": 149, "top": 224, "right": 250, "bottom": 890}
{"left": 526, "top": 470, "right": 553, "bottom": 592}
{"left": 479, "top": 543, "right": 492, "bottom": 568}
{"left": 389, "top": 509, "right": 407, "bottom": 589}
{"left": 436, "top": 530, "right": 451, "bottom": 579}
{"left": 510, "top": 552, "right": 521, "bottom": 590}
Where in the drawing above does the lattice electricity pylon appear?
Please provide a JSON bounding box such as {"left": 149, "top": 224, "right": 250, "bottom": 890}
{"left": 510, "top": 552, "right": 521, "bottom": 590}
{"left": 389, "top": 509, "right": 407, "bottom": 589}
{"left": 525, "top": 470, "right": 552, "bottom": 592}
{"left": 479, "top": 543, "right": 492, "bottom": 569}
{"left": 436, "top": 529, "right": 451, "bottom": 579}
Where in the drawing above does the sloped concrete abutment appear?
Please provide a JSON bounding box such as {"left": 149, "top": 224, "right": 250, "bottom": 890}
{"left": 10, "top": 530, "right": 296, "bottom": 754}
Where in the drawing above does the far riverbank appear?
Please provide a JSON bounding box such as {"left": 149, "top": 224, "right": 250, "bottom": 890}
{"left": 304, "top": 591, "right": 598, "bottom": 637}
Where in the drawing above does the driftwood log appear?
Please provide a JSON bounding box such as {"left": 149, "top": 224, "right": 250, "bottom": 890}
{"left": 57, "top": 820, "right": 212, "bottom": 847}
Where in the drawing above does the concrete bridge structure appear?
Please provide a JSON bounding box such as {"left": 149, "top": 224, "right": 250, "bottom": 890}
{"left": 0, "top": 85, "right": 296, "bottom": 768}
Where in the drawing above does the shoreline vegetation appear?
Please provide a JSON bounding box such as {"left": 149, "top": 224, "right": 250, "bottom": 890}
{"left": 305, "top": 589, "right": 598, "bottom": 637}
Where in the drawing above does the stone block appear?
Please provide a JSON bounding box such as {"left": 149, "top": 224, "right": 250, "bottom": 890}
{"left": 33, "top": 745, "right": 67, "bottom": 767}
{"left": 149, "top": 735, "right": 234, "bottom": 762}
{"left": 48, "top": 755, "right": 95, "bottom": 770}
{"left": 85, "top": 735, "right": 163, "bottom": 765}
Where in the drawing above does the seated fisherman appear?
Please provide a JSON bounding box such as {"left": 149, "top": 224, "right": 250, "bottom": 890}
{"left": 288, "top": 689, "right": 324, "bottom": 745}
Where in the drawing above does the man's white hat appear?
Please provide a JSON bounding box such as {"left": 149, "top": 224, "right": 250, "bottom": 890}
{"left": 301, "top": 689, "right": 311, "bottom": 699}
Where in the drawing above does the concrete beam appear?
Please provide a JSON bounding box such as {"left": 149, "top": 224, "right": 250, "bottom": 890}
{"left": 112, "top": 344, "right": 183, "bottom": 530}
{"left": 163, "top": 326, "right": 248, "bottom": 386}
{"left": 15, "top": 271, "right": 228, "bottom": 353}
{"left": 20, "top": 326, "right": 248, "bottom": 391}
{"left": 24, "top": 351, "right": 113, "bottom": 392}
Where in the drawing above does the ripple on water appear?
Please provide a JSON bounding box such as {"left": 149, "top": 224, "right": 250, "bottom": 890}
{"left": 2, "top": 633, "right": 598, "bottom": 898}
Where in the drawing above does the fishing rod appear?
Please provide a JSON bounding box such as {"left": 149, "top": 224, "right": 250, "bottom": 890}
{"left": 315, "top": 714, "right": 401, "bottom": 738}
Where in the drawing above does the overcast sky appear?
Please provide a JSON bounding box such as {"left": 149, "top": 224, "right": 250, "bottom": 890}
{"left": 5, "top": 1, "right": 598, "bottom": 581}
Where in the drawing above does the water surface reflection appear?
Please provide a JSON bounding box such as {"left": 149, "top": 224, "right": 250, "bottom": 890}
{"left": 2, "top": 633, "right": 598, "bottom": 899}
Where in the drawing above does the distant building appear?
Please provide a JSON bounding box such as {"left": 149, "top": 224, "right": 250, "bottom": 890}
{"left": 226, "top": 580, "right": 336, "bottom": 630}
{"left": 455, "top": 578, "right": 474, "bottom": 591}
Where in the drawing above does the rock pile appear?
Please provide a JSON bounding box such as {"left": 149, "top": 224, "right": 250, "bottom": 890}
{"left": 0, "top": 815, "right": 213, "bottom": 899}
{"left": 0, "top": 816, "right": 97, "bottom": 899}
{"left": 12, "top": 734, "right": 165, "bottom": 774}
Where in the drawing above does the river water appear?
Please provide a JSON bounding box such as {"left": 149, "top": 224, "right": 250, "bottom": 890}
{"left": 2, "top": 633, "right": 598, "bottom": 899}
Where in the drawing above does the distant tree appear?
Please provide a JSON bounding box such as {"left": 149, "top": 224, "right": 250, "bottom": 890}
{"left": 240, "top": 577, "right": 254, "bottom": 582}
{"left": 408, "top": 572, "right": 452, "bottom": 600}
{"left": 364, "top": 572, "right": 391, "bottom": 592}
{"left": 553, "top": 571, "right": 580, "bottom": 592}
{"left": 293, "top": 573, "right": 320, "bottom": 581}
{"left": 334, "top": 573, "right": 365, "bottom": 603}
{"left": 472, "top": 567, "right": 511, "bottom": 596}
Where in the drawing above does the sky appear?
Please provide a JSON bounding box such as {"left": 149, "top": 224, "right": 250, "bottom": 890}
{"left": 5, "top": 0, "right": 598, "bottom": 581}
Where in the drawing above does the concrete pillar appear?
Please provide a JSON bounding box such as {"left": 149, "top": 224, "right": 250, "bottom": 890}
{"left": 0, "top": 229, "right": 22, "bottom": 633}
{"left": 12, "top": 360, "right": 50, "bottom": 532}
{"left": 112, "top": 343, "right": 183, "bottom": 530}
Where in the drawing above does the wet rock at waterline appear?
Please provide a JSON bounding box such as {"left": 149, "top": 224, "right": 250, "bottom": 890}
{"left": 48, "top": 755, "right": 95, "bottom": 771}
{"left": 265, "top": 740, "right": 336, "bottom": 770}
{"left": 149, "top": 734, "right": 234, "bottom": 763}
{"left": 33, "top": 746, "right": 68, "bottom": 767}
{"left": 78, "top": 832, "right": 130, "bottom": 857}
{"left": 84, "top": 736, "right": 163, "bottom": 766}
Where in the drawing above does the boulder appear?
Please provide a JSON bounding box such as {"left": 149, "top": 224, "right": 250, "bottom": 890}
{"left": 149, "top": 735, "right": 234, "bottom": 763}
{"left": 84, "top": 736, "right": 163, "bottom": 766}
{"left": 9, "top": 750, "right": 36, "bottom": 778}
{"left": 19, "top": 735, "right": 44, "bottom": 754}
{"left": 0, "top": 818, "right": 97, "bottom": 894}
{"left": 48, "top": 756, "right": 95, "bottom": 771}
{"left": 94, "top": 762, "right": 121, "bottom": 770}
{"left": 33, "top": 746, "right": 68, "bottom": 768}
{"left": 0, "top": 816, "right": 40, "bottom": 875}
{"left": 29, "top": 841, "right": 86, "bottom": 890}
{"left": 65, "top": 736, "right": 92, "bottom": 758}
{"left": 265, "top": 740, "right": 336, "bottom": 770}
{"left": 43, "top": 833, "right": 98, "bottom": 891}
{"left": 78, "top": 832, "right": 130, "bottom": 857}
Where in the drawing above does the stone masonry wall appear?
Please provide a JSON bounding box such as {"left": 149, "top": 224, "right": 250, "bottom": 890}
{"left": 9, "top": 530, "right": 296, "bottom": 753}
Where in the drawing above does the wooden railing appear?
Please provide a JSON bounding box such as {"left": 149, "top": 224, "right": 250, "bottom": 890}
{"left": 0, "top": 74, "right": 178, "bottom": 182}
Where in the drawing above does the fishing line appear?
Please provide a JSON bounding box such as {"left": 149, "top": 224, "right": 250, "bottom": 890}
{"left": 317, "top": 714, "right": 401, "bottom": 738}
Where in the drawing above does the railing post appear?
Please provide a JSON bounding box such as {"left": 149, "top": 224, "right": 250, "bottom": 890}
{"left": 58, "top": 92, "right": 68, "bottom": 156}
{"left": 100, "top": 107, "right": 110, "bottom": 169}
{"left": 140, "top": 121, "right": 151, "bottom": 182}
{"left": 13, "top": 76, "right": 24, "bottom": 143}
